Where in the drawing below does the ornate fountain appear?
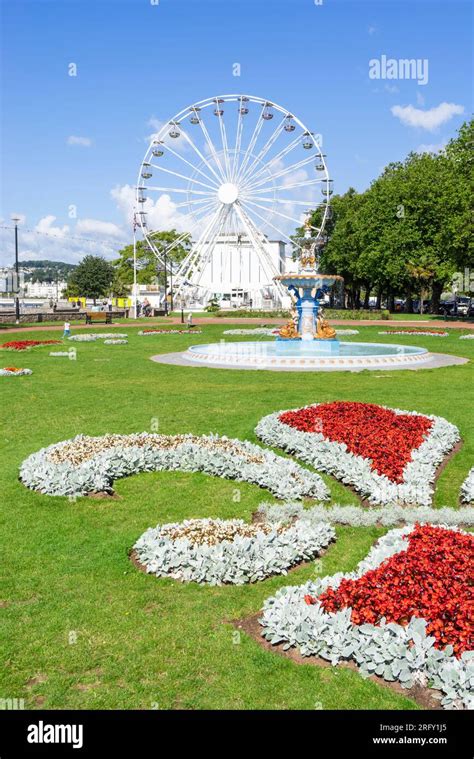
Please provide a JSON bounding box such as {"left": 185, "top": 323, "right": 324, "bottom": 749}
{"left": 274, "top": 217, "right": 342, "bottom": 354}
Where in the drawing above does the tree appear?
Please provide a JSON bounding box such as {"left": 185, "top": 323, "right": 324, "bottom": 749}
{"left": 112, "top": 230, "right": 192, "bottom": 292}
{"left": 67, "top": 256, "right": 115, "bottom": 302}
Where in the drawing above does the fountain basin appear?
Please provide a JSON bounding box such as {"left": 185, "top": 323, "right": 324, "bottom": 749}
{"left": 185, "top": 341, "right": 431, "bottom": 371}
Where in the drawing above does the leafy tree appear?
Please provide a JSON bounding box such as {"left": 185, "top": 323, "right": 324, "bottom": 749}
{"left": 66, "top": 255, "right": 115, "bottom": 302}
{"left": 112, "top": 230, "right": 191, "bottom": 292}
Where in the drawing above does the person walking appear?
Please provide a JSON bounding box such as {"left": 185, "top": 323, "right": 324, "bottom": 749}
{"left": 63, "top": 320, "right": 71, "bottom": 339}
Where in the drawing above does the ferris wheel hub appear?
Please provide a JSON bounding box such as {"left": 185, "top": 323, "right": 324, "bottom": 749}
{"left": 217, "top": 182, "right": 239, "bottom": 205}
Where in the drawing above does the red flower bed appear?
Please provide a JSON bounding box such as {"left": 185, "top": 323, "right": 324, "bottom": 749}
{"left": 0, "top": 340, "right": 61, "bottom": 351}
{"left": 313, "top": 524, "right": 474, "bottom": 656}
{"left": 278, "top": 401, "right": 432, "bottom": 482}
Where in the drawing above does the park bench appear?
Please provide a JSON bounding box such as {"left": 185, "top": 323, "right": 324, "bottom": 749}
{"left": 85, "top": 311, "right": 112, "bottom": 325}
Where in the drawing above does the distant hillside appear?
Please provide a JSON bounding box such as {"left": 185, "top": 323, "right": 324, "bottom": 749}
{"left": 21, "top": 260, "right": 77, "bottom": 283}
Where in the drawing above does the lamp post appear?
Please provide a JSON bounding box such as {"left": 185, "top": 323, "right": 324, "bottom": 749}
{"left": 11, "top": 217, "right": 21, "bottom": 324}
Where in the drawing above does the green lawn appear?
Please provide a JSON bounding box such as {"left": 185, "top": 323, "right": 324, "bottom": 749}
{"left": 1, "top": 324, "right": 473, "bottom": 709}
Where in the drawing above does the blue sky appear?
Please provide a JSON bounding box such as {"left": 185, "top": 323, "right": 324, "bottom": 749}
{"left": 0, "top": 0, "right": 471, "bottom": 265}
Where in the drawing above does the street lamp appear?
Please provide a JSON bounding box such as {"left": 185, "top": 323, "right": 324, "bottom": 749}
{"left": 11, "top": 217, "right": 21, "bottom": 324}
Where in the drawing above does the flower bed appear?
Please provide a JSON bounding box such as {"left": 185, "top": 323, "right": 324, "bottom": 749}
{"left": 460, "top": 468, "right": 474, "bottom": 504}
{"left": 460, "top": 334, "right": 474, "bottom": 340}
{"left": 0, "top": 339, "right": 61, "bottom": 351}
{"left": 133, "top": 517, "right": 335, "bottom": 585}
{"left": 49, "top": 351, "right": 72, "bottom": 357}
{"left": 378, "top": 329, "right": 448, "bottom": 337}
{"left": 0, "top": 367, "right": 32, "bottom": 376}
{"left": 138, "top": 329, "right": 202, "bottom": 335}
{"left": 103, "top": 339, "right": 128, "bottom": 345}
{"left": 222, "top": 328, "right": 278, "bottom": 336}
{"left": 335, "top": 329, "right": 359, "bottom": 336}
{"left": 68, "top": 333, "right": 128, "bottom": 342}
{"left": 260, "top": 524, "right": 474, "bottom": 709}
{"left": 255, "top": 402, "right": 460, "bottom": 505}
{"left": 20, "top": 432, "right": 329, "bottom": 500}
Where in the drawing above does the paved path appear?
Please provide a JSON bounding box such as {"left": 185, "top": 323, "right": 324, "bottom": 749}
{"left": 0, "top": 317, "right": 473, "bottom": 333}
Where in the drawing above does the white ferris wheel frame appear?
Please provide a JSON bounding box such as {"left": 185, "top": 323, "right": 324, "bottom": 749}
{"left": 134, "top": 94, "right": 332, "bottom": 310}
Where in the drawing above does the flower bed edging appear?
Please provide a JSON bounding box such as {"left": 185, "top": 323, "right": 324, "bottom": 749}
{"left": 138, "top": 329, "right": 202, "bottom": 335}
{"left": 257, "top": 501, "right": 474, "bottom": 527}
{"left": 68, "top": 333, "right": 128, "bottom": 342}
{"left": 0, "top": 367, "right": 32, "bottom": 376}
{"left": 103, "top": 339, "right": 128, "bottom": 345}
{"left": 460, "top": 468, "right": 474, "bottom": 504}
{"left": 255, "top": 403, "right": 460, "bottom": 506}
{"left": 378, "top": 330, "right": 448, "bottom": 337}
{"left": 19, "top": 433, "right": 330, "bottom": 500}
{"left": 260, "top": 525, "right": 474, "bottom": 709}
{"left": 460, "top": 334, "right": 474, "bottom": 340}
{"left": 133, "top": 517, "right": 335, "bottom": 585}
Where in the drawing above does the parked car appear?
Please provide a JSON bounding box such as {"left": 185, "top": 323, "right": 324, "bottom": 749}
{"left": 412, "top": 299, "right": 431, "bottom": 314}
{"left": 438, "top": 297, "right": 471, "bottom": 317}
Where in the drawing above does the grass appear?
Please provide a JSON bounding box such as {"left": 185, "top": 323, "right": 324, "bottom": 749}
{"left": 0, "top": 324, "right": 473, "bottom": 709}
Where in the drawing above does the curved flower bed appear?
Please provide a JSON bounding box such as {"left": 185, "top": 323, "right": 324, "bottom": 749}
{"left": 460, "top": 468, "right": 474, "bottom": 504}
{"left": 222, "top": 328, "right": 278, "bottom": 336}
{"left": 378, "top": 329, "right": 448, "bottom": 337}
{"left": 138, "top": 329, "right": 202, "bottom": 335}
{"left": 0, "top": 367, "right": 32, "bottom": 376}
{"left": 68, "top": 333, "right": 128, "bottom": 342}
{"left": 260, "top": 524, "right": 474, "bottom": 709}
{"left": 103, "top": 339, "right": 128, "bottom": 345}
{"left": 19, "top": 432, "right": 329, "bottom": 500}
{"left": 0, "top": 339, "right": 61, "bottom": 351}
{"left": 255, "top": 402, "right": 460, "bottom": 506}
{"left": 258, "top": 501, "right": 474, "bottom": 527}
{"left": 133, "top": 517, "right": 335, "bottom": 585}
{"left": 335, "top": 329, "right": 359, "bottom": 336}
{"left": 459, "top": 334, "right": 474, "bottom": 340}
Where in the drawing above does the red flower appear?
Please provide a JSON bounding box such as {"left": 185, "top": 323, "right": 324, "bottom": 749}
{"left": 314, "top": 524, "right": 473, "bottom": 657}
{"left": 1, "top": 339, "right": 61, "bottom": 351}
{"left": 278, "top": 402, "right": 432, "bottom": 482}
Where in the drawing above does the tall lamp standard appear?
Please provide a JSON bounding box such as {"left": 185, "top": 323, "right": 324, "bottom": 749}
{"left": 11, "top": 217, "right": 21, "bottom": 324}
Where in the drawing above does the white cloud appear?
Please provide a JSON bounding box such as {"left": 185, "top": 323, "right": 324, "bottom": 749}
{"left": 391, "top": 102, "right": 464, "bottom": 131}
{"left": 67, "top": 135, "right": 92, "bottom": 147}
{"left": 35, "top": 215, "right": 70, "bottom": 238}
{"left": 76, "top": 218, "right": 125, "bottom": 239}
{"left": 111, "top": 183, "right": 196, "bottom": 233}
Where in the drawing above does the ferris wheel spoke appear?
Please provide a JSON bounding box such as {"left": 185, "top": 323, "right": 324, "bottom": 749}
{"left": 247, "top": 196, "right": 326, "bottom": 208}
{"left": 241, "top": 197, "right": 318, "bottom": 231}
{"left": 231, "top": 102, "right": 245, "bottom": 182}
{"left": 247, "top": 177, "right": 323, "bottom": 194}
{"left": 192, "top": 207, "right": 232, "bottom": 287}
{"left": 178, "top": 126, "right": 225, "bottom": 185}
{"left": 216, "top": 112, "right": 232, "bottom": 180}
{"left": 156, "top": 143, "right": 221, "bottom": 189}
{"left": 239, "top": 199, "right": 306, "bottom": 255}
{"left": 174, "top": 196, "right": 219, "bottom": 209}
{"left": 242, "top": 154, "right": 320, "bottom": 193}
{"left": 175, "top": 206, "right": 224, "bottom": 284}
{"left": 194, "top": 118, "right": 227, "bottom": 182}
{"left": 235, "top": 113, "right": 265, "bottom": 184}
{"left": 149, "top": 165, "right": 218, "bottom": 192}
{"left": 233, "top": 203, "right": 285, "bottom": 292}
{"left": 238, "top": 115, "right": 287, "bottom": 186}
{"left": 239, "top": 132, "right": 303, "bottom": 188}
{"left": 146, "top": 186, "right": 214, "bottom": 197}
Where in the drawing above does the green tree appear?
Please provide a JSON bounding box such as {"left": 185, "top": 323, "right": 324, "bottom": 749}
{"left": 112, "top": 230, "right": 192, "bottom": 292}
{"left": 67, "top": 255, "right": 115, "bottom": 302}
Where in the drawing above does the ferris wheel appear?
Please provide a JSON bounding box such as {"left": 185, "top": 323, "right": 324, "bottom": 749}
{"left": 136, "top": 94, "right": 332, "bottom": 302}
